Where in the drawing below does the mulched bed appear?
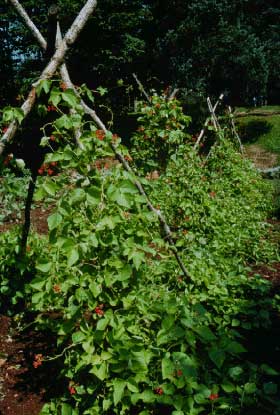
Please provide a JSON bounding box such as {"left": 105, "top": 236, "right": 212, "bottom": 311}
{"left": 0, "top": 315, "right": 44, "bottom": 415}
{"left": 250, "top": 262, "right": 280, "bottom": 287}
{"left": 0, "top": 315, "right": 66, "bottom": 415}
{"left": 0, "top": 205, "right": 53, "bottom": 235}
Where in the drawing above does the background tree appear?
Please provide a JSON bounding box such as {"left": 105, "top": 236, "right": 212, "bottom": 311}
{"left": 1, "top": 0, "right": 279, "bottom": 114}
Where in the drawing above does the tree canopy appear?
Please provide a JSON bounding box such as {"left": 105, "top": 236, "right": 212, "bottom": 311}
{"left": 0, "top": 0, "right": 279, "bottom": 108}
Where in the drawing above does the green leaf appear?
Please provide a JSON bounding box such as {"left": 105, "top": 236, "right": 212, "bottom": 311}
{"left": 29, "top": 279, "right": 46, "bottom": 291}
{"left": 62, "top": 89, "right": 79, "bottom": 107}
{"left": 55, "top": 114, "right": 73, "bottom": 130}
{"left": 226, "top": 341, "right": 246, "bottom": 354}
{"left": 90, "top": 361, "right": 107, "bottom": 380}
{"left": 209, "top": 348, "right": 225, "bottom": 369}
{"left": 61, "top": 403, "right": 73, "bottom": 415}
{"left": 127, "top": 379, "right": 139, "bottom": 393}
{"left": 49, "top": 87, "right": 61, "bottom": 106}
{"left": 86, "top": 187, "right": 101, "bottom": 205}
{"left": 69, "top": 188, "right": 86, "bottom": 205}
{"left": 132, "top": 251, "right": 145, "bottom": 270}
{"left": 72, "top": 331, "right": 86, "bottom": 343}
{"left": 229, "top": 366, "right": 244, "bottom": 379}
{"left": 221, "top": 382, "right": 236, "bottom": 393}
{"left": 89, "top": 282, "right": 101, "bottom": 298}
{"left": 263, "top": 382, "right": 277, "bottom": 395}
{"left": 244, "top": 382, "right": 257, "bottom": 394}
{"left": 260, "top": 364, "right": 279, "bottom": 376}
{"left": 36, "top": 79, "right": 51, "bottom": 96}
{"left": 140, "top": 390, "right": 155, "bottom": 403}
{"left": 48, "top": 212, "right": 62, "bottom": 231}
{"left": 130, "top": 350, "right": 152, "bottom": 373}
{"left": 96, "top": 317, "right": 109, "bottom": 331}
{"left": 113, "top": 379, "right": 126, "bottom": 405}
{"left": 67, "top": 248, "right": 79, "bottom": 267}
{"left": 36, "top": 261, "right": 52, "bottom": 273}
{"left": 162, "top": 357, "right": 174, "bottom": 379}
{"left": 43, "top": 181, "right": 57, "bottom": 196}
{"left": 195, "top": 326, "right": 216, "bottom": 341}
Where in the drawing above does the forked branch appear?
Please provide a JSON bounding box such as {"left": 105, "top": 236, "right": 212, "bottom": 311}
{"left": 0, "top": 0, "right": 98, "bottom": 155}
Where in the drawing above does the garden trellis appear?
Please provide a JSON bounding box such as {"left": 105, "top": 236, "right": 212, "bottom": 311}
{"left": 1, "top": 0, "right": 190, "bottom": 279}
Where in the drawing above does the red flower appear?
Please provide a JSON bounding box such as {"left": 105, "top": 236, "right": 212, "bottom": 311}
{"left": 95, "top": 130, "right": 105, "bottom": 140}
{"left": 176, "top": 369, "right": 183, "bottom": 377}
{"left": 47, "top": 105, "right": 56, "bottom": 112}
{"left": 53, "top": 284, "right": 61, "bottom": 293}
{"left": 154, "top": 387, "right": 164, "bottom": 395}
{"left": 50, "top": 161, "right": 57, "bottom": 167}
{"left": 68, "top": 385, "right": 76, "bottom": 395}
{"left": 2, "top": 127, "right": 8, "bottom": 134}
{"left": 47, "top": 169, "right": 54, "bottom": 176}
{"left": 60, "top": 82, "right": 67, "bottom": 91}
{"left": 33, "top": 353, "right": 43, "bottom": 368}
{"left": 49, "top": 135, "right": 56, "bottom": 142}
{"left": 209, "top": 393, "right": 219, "bottom": 401}
{"left": 94, "top": 304, "right": 104, "bottom": 316}
{"left": 38, "top": 168, "right": 44, "bottom": 175}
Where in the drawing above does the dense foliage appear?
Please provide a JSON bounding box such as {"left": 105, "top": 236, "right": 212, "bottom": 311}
{"left": 0, "top": 0, "right": 280, "bottom": 110}
{"left": 0, "top": 87, "right": 279, "bottom": 414}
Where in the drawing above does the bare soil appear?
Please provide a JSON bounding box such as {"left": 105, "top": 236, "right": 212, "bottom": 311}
{"left": 245, "top": 144, "right": 278, "bottom": 169}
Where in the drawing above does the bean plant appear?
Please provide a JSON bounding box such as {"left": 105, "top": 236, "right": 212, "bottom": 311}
{"left": 0, "top": 84, "right": 279, "bottom": 415}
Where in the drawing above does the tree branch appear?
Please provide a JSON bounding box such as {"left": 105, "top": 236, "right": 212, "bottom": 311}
{"left": 194, "top": 94, "right": 223, "bottom": 149}
{"left": 7, "top": 0, "right": 47, "bottom": 50}
{"left": 132, "top": 73, "right": 151, "bottom": 103}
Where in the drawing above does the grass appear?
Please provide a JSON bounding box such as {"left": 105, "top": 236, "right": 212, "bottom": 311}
{"left": 236, "top": 105, "right": 280, "bottom": 113}
{"left": 235, "top": 106, "right": 280, "bottom": 155}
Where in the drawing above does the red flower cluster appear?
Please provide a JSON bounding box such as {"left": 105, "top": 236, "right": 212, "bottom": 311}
{"left": 38, "top": 162, "right": 58, "bottom": 176}
{"left": 3, "top": 154, "right": 13, "bottom": 166}
{"left": 60, "top": 82, "right": 67, "bottom": 91}
{"left": 47, "top": 105, "right": 57, "bottom": 112}
{"left": 68, "top": 383, "right": 77, "bottom": 395}
{"left": 94, "top": 304, "right": 104, "bottom": 316}
{"left": 95, "top": 130, "right": 105, "bottom": 140}
{"left": 33, "top": 353, "right": 43, "bottom": 368}
{"left": 2, "top": 126, "right": 8, "bottom": 134}
{"left": 209, "top": 393, "right": 219, "bottom": 401}
{"left": 53, "top": 284, "right": 61, "bottom": 293}
{"left": 154, "top": 387, "right": 164, "bottom": 395}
